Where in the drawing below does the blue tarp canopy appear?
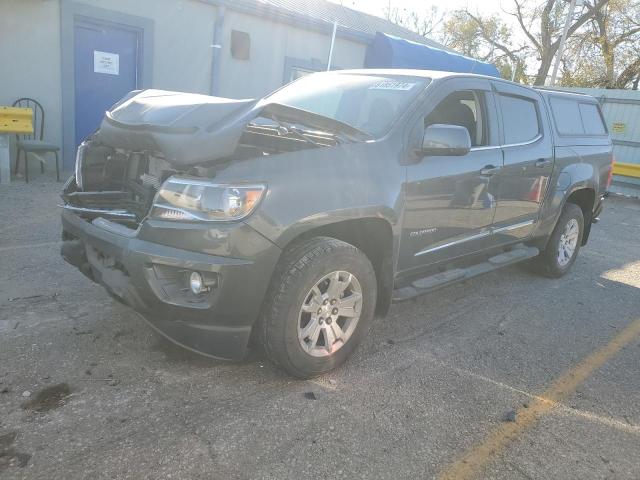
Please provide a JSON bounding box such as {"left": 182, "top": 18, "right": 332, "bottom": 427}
{"left": 364, "top": 32, "right": 500, "bottom": 78}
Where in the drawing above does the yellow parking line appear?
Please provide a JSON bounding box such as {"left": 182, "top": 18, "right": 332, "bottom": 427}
{"left": 439, "top": 317, "right": 640, "bottom": 480}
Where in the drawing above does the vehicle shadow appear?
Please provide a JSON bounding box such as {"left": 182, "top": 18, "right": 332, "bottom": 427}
{"left": 363, "top": 253, "right": 640, "bottom": 362}
{"left": 150, "top": 330, "right": 268, "bottom": 368}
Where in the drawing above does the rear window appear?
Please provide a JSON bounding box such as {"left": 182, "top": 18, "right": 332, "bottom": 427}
{"left": 550, "top": 97, "right": 607, "bottom": 136}
{"left": 498, "top": 94, "right": 540, "bottom": 144}
{"left": 579, "top": 103, "right": 607, "bottom": 135}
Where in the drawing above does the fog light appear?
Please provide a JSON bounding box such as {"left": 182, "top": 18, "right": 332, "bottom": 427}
{"left": 189, "top": 271, "right": 205, "bottom": 295}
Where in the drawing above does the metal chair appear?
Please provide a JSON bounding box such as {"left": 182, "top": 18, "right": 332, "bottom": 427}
{"left": 12, "top": 98, "right": 60, "bottom": 182}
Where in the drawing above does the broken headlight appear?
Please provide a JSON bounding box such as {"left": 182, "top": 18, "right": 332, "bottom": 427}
{"left": 150, "top": 177, "right": 266, "bottom": 222}
{"left": 74, "top": 141, "right": 87, "bottom": 190}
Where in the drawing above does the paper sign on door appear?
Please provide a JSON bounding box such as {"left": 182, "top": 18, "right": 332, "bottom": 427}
{"left": 93, "top": 51, "right": 119, "bottom": 75}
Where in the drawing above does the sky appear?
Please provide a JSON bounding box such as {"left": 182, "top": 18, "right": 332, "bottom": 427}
{"left": 327, "top": 0, "right": 530, "bottom": 66}
{"left": 328, "top": 0, "right": 507, "bottom": 18}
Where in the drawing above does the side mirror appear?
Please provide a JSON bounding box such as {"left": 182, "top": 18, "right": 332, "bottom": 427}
{"left": 422, "top": 124, "right": 471, "bottom": 156}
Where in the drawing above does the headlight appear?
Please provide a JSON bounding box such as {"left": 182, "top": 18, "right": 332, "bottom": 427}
{"left": 150, "top": 177, "right": 266, "bottom": 222}
{"left": 74, "top": 141, "right": 87, "bottom": 190}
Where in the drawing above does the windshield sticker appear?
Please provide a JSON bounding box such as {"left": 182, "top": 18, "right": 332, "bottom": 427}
{"left": 369, "top": 81, "right": 416, "bottom": 91}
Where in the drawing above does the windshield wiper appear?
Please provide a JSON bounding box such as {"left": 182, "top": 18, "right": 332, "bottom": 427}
{"left": 249, "top": 119, "right": 334, "bottom": 147}
{"left": 282, "top": 124, "right": 327, "bottom": 147}
{"left": 261, "top": 103, "right": 373, "bottom": 142}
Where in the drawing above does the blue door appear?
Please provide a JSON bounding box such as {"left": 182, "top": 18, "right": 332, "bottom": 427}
{"left": 74, "top": 21, "right": 140, "bottom": 148}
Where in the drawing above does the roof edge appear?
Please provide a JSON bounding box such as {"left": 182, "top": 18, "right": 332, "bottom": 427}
{"left": 199, "top": 0, "right": 450, "bottom": 51}
{"left": 199, "top": 0, "right": 374, "bottom": 45}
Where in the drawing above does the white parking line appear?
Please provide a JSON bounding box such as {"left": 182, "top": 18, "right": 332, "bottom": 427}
{"left": 0, "top": 241, "right": 60, "bottom": 252}
{"left": 448, "top": 363, "right": 640, "bottom": 435}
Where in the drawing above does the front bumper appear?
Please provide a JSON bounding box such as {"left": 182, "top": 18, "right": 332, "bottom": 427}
{"left": 61, "top": 210, "right": 281, "bottom": 359}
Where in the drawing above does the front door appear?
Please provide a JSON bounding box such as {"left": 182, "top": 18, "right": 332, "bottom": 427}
{"left": 74, "top": 20, "right": 141, "bottom": 148}
{"left": 491, "top": 82, "right": 554, "bottom": 242}
{"left": 398, "top": 79, "right": 502, "bottom": 273}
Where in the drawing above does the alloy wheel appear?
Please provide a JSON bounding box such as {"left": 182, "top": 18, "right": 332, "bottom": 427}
{"left": 557, "top": 218, "right": 579, "bottom": 267}
{"left": 297, "top": 271, "right": 363, "bottom": 357}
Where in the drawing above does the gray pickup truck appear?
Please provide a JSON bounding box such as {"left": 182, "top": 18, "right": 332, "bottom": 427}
{"left": 61, "top": 70, "right": 613, "bottom": 377}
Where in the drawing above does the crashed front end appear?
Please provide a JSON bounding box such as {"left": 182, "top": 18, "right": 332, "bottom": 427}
{"left": 59, "top": 89, "right": 337, "bottom": 359}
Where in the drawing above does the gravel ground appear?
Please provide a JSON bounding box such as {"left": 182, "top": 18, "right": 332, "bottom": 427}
{"left": 1, "top": 174, "right": 639, "bottom": 480}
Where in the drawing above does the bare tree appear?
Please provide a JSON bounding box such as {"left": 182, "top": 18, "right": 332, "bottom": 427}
{"left": 385, "top": 5, "right": 446, "bottom": 38}
{"left": 410, "top": 1, "right": 611, "bottom": 85}
{"left": 385, "top": 0, "right": 640, "bottom": 89}
{"left": 560, "top": 0, "right": 640, "bottom": 88}
{"left": 505, "top": 0, "right": 611, "bottom": 85}
{"left": 587, "top": 0, "right": 640, "bottom": 88}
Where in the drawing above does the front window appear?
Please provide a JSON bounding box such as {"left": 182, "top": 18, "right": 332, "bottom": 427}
{"left": 425, "top": 90, "right": 491, "bottom": 147}
{"left": 265, "top": 73, "right": 430, "bottom": 137}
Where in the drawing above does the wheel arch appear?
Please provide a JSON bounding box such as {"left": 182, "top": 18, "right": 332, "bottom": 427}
{"left": 279, "top": 217, "right": 395, "bottom": 318}
{"left": 565, "top": 187, "right": 596, "bottom": 245}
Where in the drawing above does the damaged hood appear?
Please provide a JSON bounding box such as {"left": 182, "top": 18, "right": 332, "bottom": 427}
{"left": 97, "top": 89, "right": 259, "bottom": 166}
{"left": 96, "top": 89, "right": 367, "bottom": 166}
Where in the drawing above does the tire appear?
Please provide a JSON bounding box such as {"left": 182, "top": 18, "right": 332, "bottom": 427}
{"left": 258, "top": 237, "right": 377, "bottom": 378}
{"left": 531, "top": 203, "right": 584, "bottom": 278}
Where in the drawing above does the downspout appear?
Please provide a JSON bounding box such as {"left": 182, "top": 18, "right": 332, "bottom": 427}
{"left": 210, "top": 5, "right": 226, "bottom": 96}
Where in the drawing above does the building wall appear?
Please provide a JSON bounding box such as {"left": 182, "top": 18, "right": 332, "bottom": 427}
{"left": 0, "top": 0, "right": 368, "bottom": 171}
{"left": 1, "top": 0, "right": 218, "bottom": 169}
{"left": 217, "top": 9, "right": 367, "bottom": 99}
{"left": 0, "top": 0, "right": 63, "bottom": 158}
{"left": 75, "top": 0, "right": 216, "bottom": 95}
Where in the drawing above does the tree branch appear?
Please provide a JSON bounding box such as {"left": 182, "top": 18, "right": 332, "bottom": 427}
{"left": 612, "top": 26, "right": 640, "bottom": 46}
{"left": 466, "top": 12, "right": 525, "bottom": 63}
{"left": 506, "top": 0, "right": 542, "bottom": 52}
{"left": 559, "top": 0, "right": 612, "bottom": 49}
{"left": 616, "top": 56, "right": 640, "bottom": 88}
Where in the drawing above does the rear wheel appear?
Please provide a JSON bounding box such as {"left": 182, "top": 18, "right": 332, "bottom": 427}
{"left": 258, "top": 237, "right": 377, "bottom": 378}
{"left": 531, "top": 203, "right": 584, "bottom": 278}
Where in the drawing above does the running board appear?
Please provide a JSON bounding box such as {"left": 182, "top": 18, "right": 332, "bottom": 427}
{"left": 392, "top": 245, "right": 539, "bottom": 302}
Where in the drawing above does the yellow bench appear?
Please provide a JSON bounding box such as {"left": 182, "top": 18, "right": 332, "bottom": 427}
{"left": 0, "top": 107, "right": 34, "bottom": 184}
{"left": 0, "top": 107, "right": 33, "bottom": 134}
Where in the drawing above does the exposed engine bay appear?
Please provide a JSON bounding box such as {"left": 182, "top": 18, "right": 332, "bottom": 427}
{"left": 62, "top": 90, "right": 352, "bottom": 227}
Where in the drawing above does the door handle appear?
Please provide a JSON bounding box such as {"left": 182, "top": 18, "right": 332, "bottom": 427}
{"left": 535, "top": 158, "right": 552, "bottom": 168}
{"left": 479, "top": 165, "right": 500, "bottom": 176}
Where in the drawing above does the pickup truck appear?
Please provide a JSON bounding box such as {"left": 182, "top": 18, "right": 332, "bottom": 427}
{"left": 61, "top": 70, "right": 613, "bottom": 378}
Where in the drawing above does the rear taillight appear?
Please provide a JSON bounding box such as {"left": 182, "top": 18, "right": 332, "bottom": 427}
{"left": 606, "top": 158, "right": 614, "bottom": 190}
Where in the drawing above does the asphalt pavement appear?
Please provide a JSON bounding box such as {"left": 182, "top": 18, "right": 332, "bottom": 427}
{"left": 1, "top": 175, "right": 639, "bottom": 480}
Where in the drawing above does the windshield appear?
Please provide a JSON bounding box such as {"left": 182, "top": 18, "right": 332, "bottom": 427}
{"left": 265, "top": 73, "right": 430, "bottom": 137}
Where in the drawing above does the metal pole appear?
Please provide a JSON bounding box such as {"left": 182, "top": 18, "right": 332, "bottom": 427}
{"left": 327, "top": 20, "right": 338, "bottom": 71}
{"left": 549, "top": 0, "right": 577, "bottom": 86}
{"left": 0, "top": 134, "right": 10, "bottom": 185}
{"left": 210, "top": 6, "right": 225, "bottom": 96}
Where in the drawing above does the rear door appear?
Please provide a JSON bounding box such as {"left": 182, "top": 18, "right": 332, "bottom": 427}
{"left": 491, "top": 82, "right": 554, "bottom": 241}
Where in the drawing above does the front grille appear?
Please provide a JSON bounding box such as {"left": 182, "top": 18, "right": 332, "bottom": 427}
{"left": 70, "top": 192, "right": 150, "bottom": 219}
{"left": 63, "top": 147, "right": 177, "bottom": 227}
{"left": 63, "top": 183, "right": 155, "bottom": 226}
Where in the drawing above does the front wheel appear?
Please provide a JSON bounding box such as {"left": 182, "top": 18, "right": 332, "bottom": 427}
{"left": 531, "top": 203, "right": 584, "bottom": 278}
{"left": 258, "top": 237, "right": 377, "bottom": 378}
